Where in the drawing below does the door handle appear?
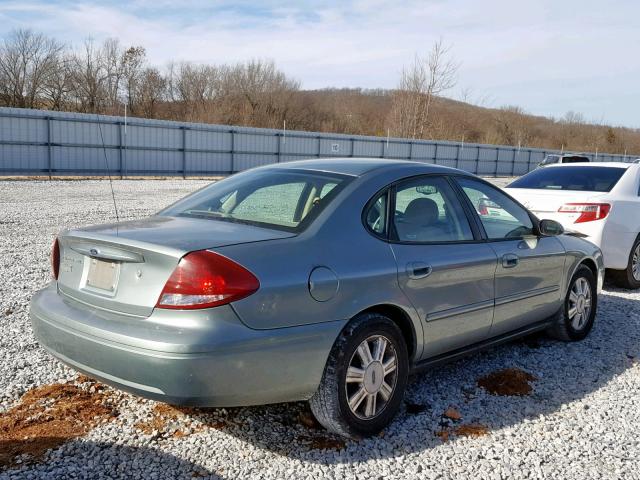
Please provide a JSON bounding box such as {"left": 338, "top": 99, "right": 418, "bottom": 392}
{"left": 407, "top": 262, "right": 433, "bottom": 279}
{"left": 502, "top": 253, "right": 519, "bottom": 268}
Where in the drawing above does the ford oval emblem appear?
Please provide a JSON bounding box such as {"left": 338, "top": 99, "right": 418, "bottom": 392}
{"left": 89, "top": 248, "right": 99, "bottom": 256}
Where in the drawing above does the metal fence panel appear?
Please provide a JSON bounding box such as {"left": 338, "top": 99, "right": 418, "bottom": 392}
{"left": 0, "top": 107, "right": 635, "bottom": 178}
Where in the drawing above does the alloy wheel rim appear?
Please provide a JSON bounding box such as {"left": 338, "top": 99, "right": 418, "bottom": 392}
{"left": 345, "top": 335, "right": 398, "bottom": 420}
{"left": 632, "top": 244, "right": 640, "bottom": 281}
{"left": 568, "top": 277, "right": 592, "bottom": 331}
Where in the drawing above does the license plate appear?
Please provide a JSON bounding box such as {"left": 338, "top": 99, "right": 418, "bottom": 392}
{"left": 86, "top": 258, "right": 119, "bottom": 293}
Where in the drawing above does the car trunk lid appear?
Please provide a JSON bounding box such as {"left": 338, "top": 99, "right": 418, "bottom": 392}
{"left": 56, "top": 216, "right": 294, "bottom": 317}
{"left": 506, "top": 188, "right": 609, "bottom": 224}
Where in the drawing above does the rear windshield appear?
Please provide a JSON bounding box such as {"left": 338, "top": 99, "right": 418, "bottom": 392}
{"left": 159, "top": 169, "right": 351, "bottom": 232}
{"left": 508, "top": 166, "right": 626, "bottom": 192}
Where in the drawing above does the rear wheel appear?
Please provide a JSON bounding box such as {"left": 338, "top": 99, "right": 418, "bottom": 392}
{"left": 610, "top": 235, "right": 640, "bottom": 289}
{"left": 547, "top": 265, "right": 597, "bottom": 341}
{"left": 309, "top": 313, "right": 408, "bottom": 438}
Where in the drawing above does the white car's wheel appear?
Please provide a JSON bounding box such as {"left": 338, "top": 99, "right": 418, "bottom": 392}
{"left": 611, "top": 235, "right": 640, "bottom": 289}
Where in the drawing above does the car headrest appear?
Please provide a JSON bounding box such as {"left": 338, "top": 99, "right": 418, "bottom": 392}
{"left": 403, "top": 197, "right": 439, "bottom": 225}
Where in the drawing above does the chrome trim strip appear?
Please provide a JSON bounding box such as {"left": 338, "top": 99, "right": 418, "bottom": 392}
{"left": 494, "top": 285, "right": 560, "bottom": 306}
{"left": 426, "top": 299, "right": 494, "bottom": 322}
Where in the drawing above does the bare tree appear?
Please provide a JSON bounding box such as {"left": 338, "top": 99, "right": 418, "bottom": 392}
{"left": 388, "top": 39, "right": 458, "bottom": 138}
{"left": 121, "top": 46, "right": 146, "bottom": 113}
{"left": 134, "top": 67, "right": 166, "bottom": 117}
{"left": 0, "top": 29, "right": 64, "bottom": 108}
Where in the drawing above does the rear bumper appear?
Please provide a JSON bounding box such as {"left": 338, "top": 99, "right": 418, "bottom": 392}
{"left": 30, "top": 284, "right": 344, "bottom": 407}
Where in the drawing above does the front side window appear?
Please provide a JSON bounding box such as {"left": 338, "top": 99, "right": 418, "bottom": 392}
{"left": 457, "top": 177, "right": 533, "bottom": 240}
{"left": 392, "top": 176, "right": 473, "bottom": 243}
{"left": 160, "top": 169, "right": 350, "bottom": 232}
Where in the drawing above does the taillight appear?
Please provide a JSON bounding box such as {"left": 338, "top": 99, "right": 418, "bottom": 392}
{"left": 156, "top": 250, "right": 259, "bottom": 309}
{"left": 558, "top": 203, "right": 611, "bottom": 223}
{"left": 51, "top": 238, "right": 60, "bottom": 280}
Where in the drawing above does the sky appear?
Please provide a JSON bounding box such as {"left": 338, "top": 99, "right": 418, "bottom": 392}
{"left": 0, "top": 0, "right": 638, "bottom": 127}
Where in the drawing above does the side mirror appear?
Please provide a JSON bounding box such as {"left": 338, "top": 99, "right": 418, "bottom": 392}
{"left": 538, "top": 219, "right": 564, "bottom": 236}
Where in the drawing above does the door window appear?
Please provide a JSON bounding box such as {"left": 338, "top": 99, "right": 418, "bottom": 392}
{"left": 456, "top": 177, "right": 534, "bottom": 239}
{"left": 392, "top": 176, "right": 473, "bottom": 243}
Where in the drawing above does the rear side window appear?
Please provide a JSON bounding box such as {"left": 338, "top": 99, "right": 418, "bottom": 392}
{"left": 508, "top": 166, "right": 626, "bottom": 192}
{"left": 392, "top": 176, "right": 473, "bottom": 243}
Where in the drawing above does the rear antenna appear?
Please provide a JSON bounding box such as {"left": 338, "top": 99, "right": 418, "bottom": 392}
{"left": 96, "top": 113, "right": 120, "bottom": 233}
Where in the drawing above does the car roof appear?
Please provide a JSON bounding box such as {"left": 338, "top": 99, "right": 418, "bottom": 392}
{"left": 261, "top": 158, "right": 462, "bottom": 177}
{"left": 545, "top": 162, "right": 632, "bottom": 169}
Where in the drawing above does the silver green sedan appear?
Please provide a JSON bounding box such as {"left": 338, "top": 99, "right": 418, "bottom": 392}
{"left": 30, "top": 159, "right": 604, "bottom": 438}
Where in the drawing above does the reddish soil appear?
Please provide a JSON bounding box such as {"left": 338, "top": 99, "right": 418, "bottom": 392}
{"left": 436, "top": 423, "right": 489, "bottom": 442}
{"left": 477, "top": 368, "right": 537, "bottom": 396}
{"left": 0, "top": 383, "right": 117, "bottom": 470}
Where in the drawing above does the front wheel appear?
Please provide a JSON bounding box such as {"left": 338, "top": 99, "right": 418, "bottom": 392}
{"left": 547, "top": 265, "right": 597, "bottom": 341}
{"left": 610, "top": 235, "right": 640, "bottom": 289}
{"left": 309, "top": 313, "right": 409, "bottom": 438}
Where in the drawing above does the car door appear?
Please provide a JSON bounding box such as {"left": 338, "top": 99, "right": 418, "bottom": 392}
{"left": 454, "top": 176, "right": 566, "bottom": 336}
{"left": 382, "top": 175, "right": 498, "bottom": 359}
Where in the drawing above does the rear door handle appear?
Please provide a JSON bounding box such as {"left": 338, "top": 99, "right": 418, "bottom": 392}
{"left": 502, "top": 253, "right": 519, "bottom": 268}
{"left": 407, "top": 262, "right": 432, "bottom": 279}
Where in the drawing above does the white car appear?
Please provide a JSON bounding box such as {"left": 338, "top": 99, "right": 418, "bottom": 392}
{"left": 505, "top": 162, "right": 640, "bottom": 289}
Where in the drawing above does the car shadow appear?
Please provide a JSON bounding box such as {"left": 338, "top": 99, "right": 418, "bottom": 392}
{"left": 0, "top": 438, "right": 225, "bottom": 479}
{"left": 177, "top": 289, "right": 640, "bottom": 464}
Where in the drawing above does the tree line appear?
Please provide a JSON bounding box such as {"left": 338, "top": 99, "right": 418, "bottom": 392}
{"left": 0, "top": 29, "right": 638, "bottom": 156}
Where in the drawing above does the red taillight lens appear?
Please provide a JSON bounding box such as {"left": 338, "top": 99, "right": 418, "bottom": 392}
{"left": 156, "top": 250, "right": 259, "bottom": 310}
{"left": 51, "top": 238, "right": 60, "bottom": 280}
{"left": 558, "top": 203, "right": 611, "bottom": 223}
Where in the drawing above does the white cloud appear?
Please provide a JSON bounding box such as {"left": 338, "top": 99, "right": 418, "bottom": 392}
{"left": 0, "top": 0, "right": 638, "bottom": 127}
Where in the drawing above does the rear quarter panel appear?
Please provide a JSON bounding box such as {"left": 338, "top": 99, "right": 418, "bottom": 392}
{"left": 555, "top": 235, "right": 605, "bottom": 293}
{"left": 216, "top": 169, "right": 424, "bottom": 352}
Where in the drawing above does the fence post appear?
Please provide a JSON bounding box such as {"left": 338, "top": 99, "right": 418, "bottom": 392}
{"left": 511, "top": 148, "right": 517, "bottom": 177}
{"left": 181, "top": 126, "right": 187, "bottom": 179}
{"left": 455, "top": 144, "right": 461, "bottom": 169}
{"left": 494, "top": 148, "right": 499, "bottom": 176}
{"left": 349, "top": 138, "right": 354, "bottom": 157}
{"left": 46, "top": 116, "right": 52, "bottom": 180}
{"left": 408, "top": 141, "right": 413, "bottom": 160}
{"left": 317, "top": 136, "right": 321, "bottom": 158}
{"left": 230, "top": 130, "right": 235, "bottom": 173}
{"left": 117, "top": 121, "right": 123, "bottom": 179}
{"left": 276, "top": 132, "right": 281, "bottom": 163}
{"left": 475, "top": 146, "right": 480, "bottom": 175}
{"left": 433, "top": 143, "right": 439, "bottom": 164}
{"left": 527, "top": 150, "right": 533, "bottom": 173}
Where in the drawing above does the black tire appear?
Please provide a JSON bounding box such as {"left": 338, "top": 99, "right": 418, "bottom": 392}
{"left": 609, "top": 235, "right": 640, "bottom": 289}
{"left": 547, "top": 265, "right": 597, "bottom": 341}
{"left": 309, "top": 312, "right": 409, "bottom": 439}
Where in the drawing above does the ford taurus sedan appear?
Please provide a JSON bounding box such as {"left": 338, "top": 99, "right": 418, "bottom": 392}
{"left": 30, "top": 159, "right": 604, "bottom": 438}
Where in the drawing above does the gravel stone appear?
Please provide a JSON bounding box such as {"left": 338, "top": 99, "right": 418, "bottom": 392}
{"left": 0, "top": 178, "right": 639, "bottom": 479}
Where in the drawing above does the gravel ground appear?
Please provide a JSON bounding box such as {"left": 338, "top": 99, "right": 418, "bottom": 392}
{"left": 1, "top": 178, "right": 639, "bottom": 480}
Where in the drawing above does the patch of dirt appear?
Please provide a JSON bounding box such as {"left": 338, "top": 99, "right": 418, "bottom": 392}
{"left": 309, "top": 436, "right": 346, "bottom": 451}
{"left": 134, "top": 403, "right": 205, "bottom": 437}
{"left": 443, "top": 407, "right": 462, "bottom": 421}
{"left": 436, "top": 423, "right": 489, "bottom": 442}
{"left": 454, "top": 423, "right": 489, "bottom": 438}
{"left": 0, "top": 383, "right": 117, "bottom": 470}
{"left": 477, "top": 368, "right": 537, "bottom": 396}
